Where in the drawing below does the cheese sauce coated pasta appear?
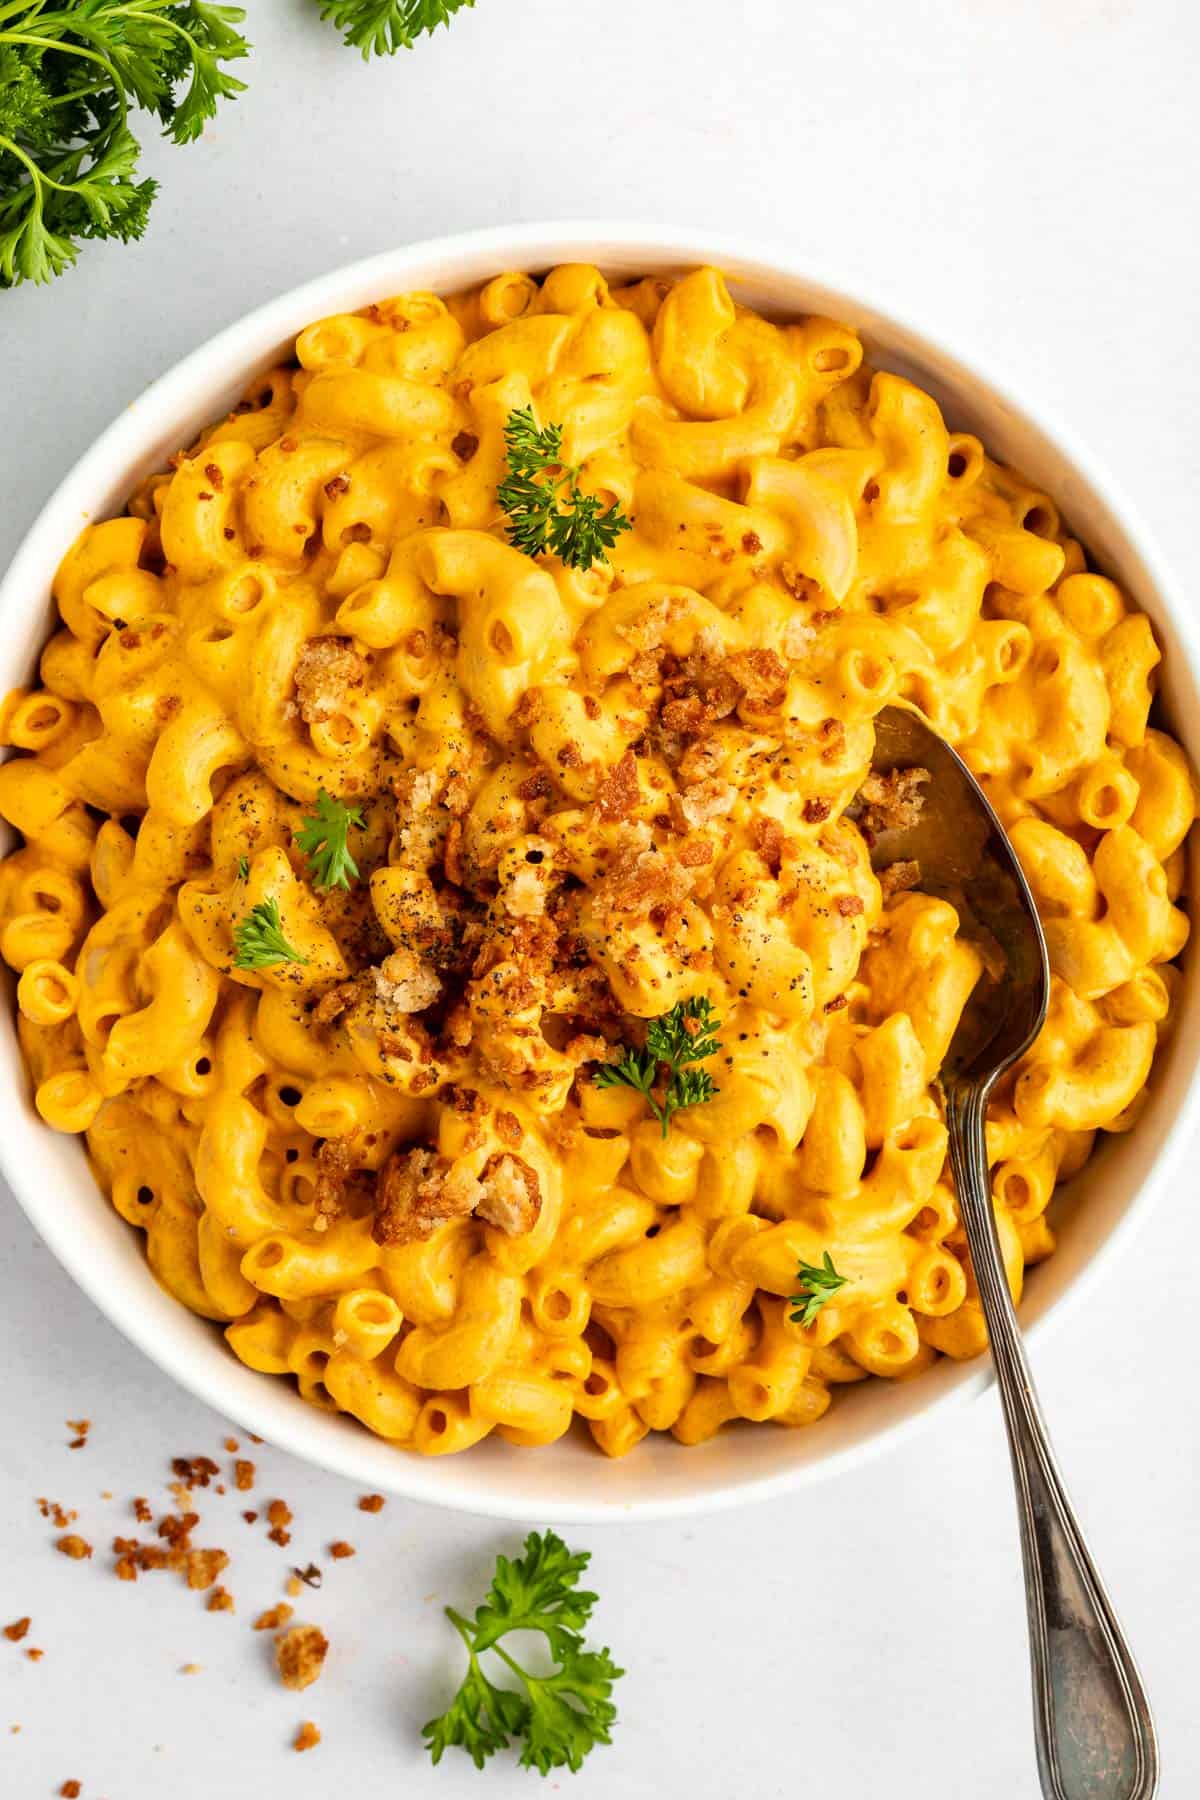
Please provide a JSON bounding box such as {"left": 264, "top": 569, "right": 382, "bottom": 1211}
{"left": 2, "top": 265, "right": 1194, "bottom": 1458}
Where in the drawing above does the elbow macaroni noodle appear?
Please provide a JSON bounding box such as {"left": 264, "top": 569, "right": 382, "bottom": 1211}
{"left": 1, "top": 264, "right": 1194, "bottom": 1459}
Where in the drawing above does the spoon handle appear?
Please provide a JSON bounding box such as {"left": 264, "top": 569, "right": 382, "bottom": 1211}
{"left": 944, "top": 1083, "right": 1158, "bottom": 1800}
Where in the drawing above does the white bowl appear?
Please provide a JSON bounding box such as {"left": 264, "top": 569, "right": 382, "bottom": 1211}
{"left": 3, "top": 223, "right": 1198, "bottom": 1523}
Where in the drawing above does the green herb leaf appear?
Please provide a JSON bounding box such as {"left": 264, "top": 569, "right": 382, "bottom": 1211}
{"left": 498, "top": 405, "right": 631, "bottom": 573}
{"left": 236, "top": 855, "right": 250, "bottom": 881}
{"left": 0, "top": 0, "right": 249, "bottom": 289}
{"left": 788, "top": 1251, "right": 848, "bottom": 1328}
{"left": 594, "top": 996, "right": 721, "bottom": 1137}
{"left": 312, "top": 0, "right": 475, "bottom": 58}
{"left": 294, "top": 788, "right": 365, "bottom": 891}
{"left": 232, "top": 898, "right": 308, "bottom": 970}
{"left": 423, "top": 1530, "right": 621, "bottom": 1775}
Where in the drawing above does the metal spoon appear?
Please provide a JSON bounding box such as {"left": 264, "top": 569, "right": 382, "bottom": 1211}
{"left": 867, "top": 704, "right": 1158, "bottom": 1800}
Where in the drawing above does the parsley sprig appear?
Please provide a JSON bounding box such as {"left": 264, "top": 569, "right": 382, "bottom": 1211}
{"left": 0, "top": 0, "right": 249, "bottom": 288}
{"left": 498, "top": 405, "right": 631, "bottom": 572}
{"left": 295, "top": 788, "right": 365, "bottom": 891}
{"left": 312, "top": 0, "right": 474, "bottom": 57}
{"left": 424, "top": 1529, "right": 622, "bottom": 1775}
{"left": 232, "top": 898, "right": 308, "bottom": 970}
{"left": 594, "top": 996, "right": 721, "bottom": 1138}
{"left": 788, "top": 1252, "right": 848, "bottom": 1327}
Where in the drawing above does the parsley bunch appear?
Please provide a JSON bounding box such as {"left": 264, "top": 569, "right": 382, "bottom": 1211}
{"left": 498, "top": 405, "right": 631, "bottom": 572}
{"left": 313, "top": 0, "right": 474, "bottom": 57}
{"left": 0, "top": 0, "right": 249, "bottom": 287}
{"left": 788, "top": 1251, "right": 847, "bottom": 1327}
{"left": 232, "top": 898, "right": 307, "bottom": 971}
{"left": 295, "top": 788, "right": 365, "bottom": 891}
{"left": 424, "top": 1529, "right": 623, "bottom": 1775}
{"left": 594, "top": 995, "right": 721, "bottom": 1138}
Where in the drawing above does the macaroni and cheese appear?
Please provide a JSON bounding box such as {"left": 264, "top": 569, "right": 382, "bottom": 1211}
{"left": 1, "top": 264, "right": 1193, "bottom": 1459}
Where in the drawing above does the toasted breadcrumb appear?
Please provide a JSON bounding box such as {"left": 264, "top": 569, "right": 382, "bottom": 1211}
{"left": 233, "top": 1460, "right": 255, "bottom": 1492}
{"left": 171, "top": 1456, "right": 220, "bottom": 1490}
{"left": 207, "top": 1586, "right": 234, "bottom": 1613}
{"left": 180, "top": 1663, "right": 201, "bottom": 1675}
{"left": 25, "top": 1648, "right": 43, "bottom": 1662}
{"left": 372, "top": 1147, "right": 479, "bottom": 1245}
{"left": 254, "top": 1604, "right": 294, "bottom": 1632}
{"left": 38, "top": 1500, "right": 77, "bottom": 1528}
{"left": 223, "top": 1437, "right": 239, "bottom": 1453}
{"left": 267, "top": 1498, "right": 291, "bottom": 1526}
{"left": 328, "top": 1542, "right": 355, "bottom": 1561}
{"left": 55, "top": 1535, "right": 92, "bottom": 1561}
{"left": 286, "top": 1576, "right": 304, "bottom": 1598}
{"left": 3, "top": 1619, "right": 30, "bottom": 1642}
{"left": 275, "top": 1625, "right": 329, "bottom": 1692}
{"left": 856, "top": 766, "right": 930, "bottom": 834}
{"left": 372, "top": 947, "right": 441, "bottom": 1015}
{"left": 60, "top": 1782, "right": 81, "bottom": 1797}
{"left": 475, "top": 1154, "right": 542, "bottom": 1237}
{"left": 293, "top": 637, "right": 367, "bottom": 726}
{"left": 357, "top": 1494, "right": 385, "bottom": 1513}
{"left": 879, "top": 858, "right": 921, "bottom": 901}
{"left": 294, "top": 1721, "right": 321, "bottom": 1753}
{"left": 595, "top": 750, "right": 641, "bottom": 823}
{"left": 185, "top": 1549, "right": 229, "bottom": 1591}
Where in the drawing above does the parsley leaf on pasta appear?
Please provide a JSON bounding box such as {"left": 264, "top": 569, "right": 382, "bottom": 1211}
{"left": 295, "top": 788, "right": 365, "bottom": 891}
{"left": 498, "top": 405, "right": 631, "bottom": 572}
{"left": 312, "top": 0, "right": 475, "bottom": 58}
{"left": 424, "top": 1530, "right": 622, "bottom": 1775}
{"left": 595, "top": 996, "right": 721, "bottom": 1137}
{"left": 0, "top": 0, "right": 249, "bottom": 288}
{"left": 232, "top": 898, "right": 308, "bottom": 970}
{"left": 788, "top": 1252, "right": 848, "bottom": 1327}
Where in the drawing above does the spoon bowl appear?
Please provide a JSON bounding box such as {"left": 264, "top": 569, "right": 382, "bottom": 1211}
{"left": 868, "top": 704, "right": 1049, "bottom": 1084}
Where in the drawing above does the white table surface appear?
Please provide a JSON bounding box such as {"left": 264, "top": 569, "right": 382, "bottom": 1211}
{"left": 1, "top": 2, "right": 1197, "bottom": 1794}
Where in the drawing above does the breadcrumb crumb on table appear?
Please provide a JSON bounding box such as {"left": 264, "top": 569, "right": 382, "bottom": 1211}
{"left": 253, "top": 1603, "right": 293, "bottom": 1632}
{"left": 275, "top": 1625, "right": 328, "bottom": 1692}
{"left": 357, "top": 1494, "right": 385, "bottom": 1513}
{"left": 233, "top": 1460, "right": 255, "bottom": 1492}
{"left": 25, "top": 1648, "right": 43, "bottom": 1662}
{"left": 55, "top": 1535, "right": 92, "bottom": 1561}
{"left": 207, "top": 1586, "right": 235, "bottom": 1614}
{"left": 3, "top": 1618, "right": 30, "bottom": 1642}
{"left": 185, "top": 1548, "right": 229, "bottom": 1592}
{"left": 293, "top": 1721, "right": 321, "bottom": 1753}
{"left": 328, "top": 1541, "right": 355, "bottom": 1561}
{"left": 59, "top": 1782, "right": 81, "bottom": 1797}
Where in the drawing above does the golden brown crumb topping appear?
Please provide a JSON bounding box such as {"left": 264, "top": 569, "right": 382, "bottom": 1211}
{"left": 293, "top": 637, "right": 367, "bottom": 726}
{"left": 275, "top": 1624, "right": 329, "bottom": 1692}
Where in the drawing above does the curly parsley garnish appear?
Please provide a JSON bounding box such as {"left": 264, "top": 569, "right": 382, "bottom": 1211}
{"left": 498, "top": 405, "right": 631, "bottom": 572}
{"left": 424, "top": 1529, "right": 623, "bottom": 1775}
{"left": 232, "top": 898, "right": 307, "bottom": 970}
{"left": 594, "top": 996, "right": 721, "bottom": 1138}
{"left": 294, "top": 788, "right": 365, "bottom": 891}
{"left": 312, "top": 0, "right": 474, "bottom": 57}
{"left": 0, "top": 0, "right": 249, "bottom": 288}
{"left": 788, "top": 1252, "right": 848, "bottom": 1327}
